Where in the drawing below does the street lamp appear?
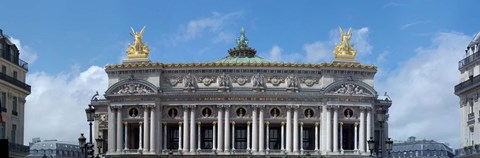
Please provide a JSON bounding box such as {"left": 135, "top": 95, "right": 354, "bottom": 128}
{"left": 83, "top": 91, "right": 99, "bottom": 158}
{"left": 367, "top": 137, "right": 394, "bottom": 158}
{"left": 95, "top": 135, "right": 104, "bottom": 158}
{"left": 385, "top": 138, "right": 393, "bottom": 156}
{"left": 368, "top": 137, "right": 375, "bottom": 156}
{"left": 78, "top": 133, "right": 86, "bottom": 158}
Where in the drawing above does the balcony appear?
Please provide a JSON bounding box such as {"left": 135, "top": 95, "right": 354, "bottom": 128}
{"left": 0, "top": 72, "right": 30, "bottom": 92}
{"left": 459, "top": 50, "right": 480, "bottom": 69}
{"left": 455, "top": 75, "right": 480, "bottom": 95}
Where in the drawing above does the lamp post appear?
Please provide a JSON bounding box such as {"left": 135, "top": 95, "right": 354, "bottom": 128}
{"left": 82, "top": 91, "right": 99, "bottom": 158}
{"left": 367, "top": 137, "right": 393, "bottom": 158}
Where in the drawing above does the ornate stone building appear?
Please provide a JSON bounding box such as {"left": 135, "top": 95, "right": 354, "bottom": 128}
{"left": 91, "top": 27, "right": 392, "bottom": 157}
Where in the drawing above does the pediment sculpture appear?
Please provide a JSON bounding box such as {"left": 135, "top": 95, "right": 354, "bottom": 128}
{"left": 114, "top": 83, "right": 155, "bottom": 95}
{"left": 331, "top": 83, "right": 371, "bottom": 95}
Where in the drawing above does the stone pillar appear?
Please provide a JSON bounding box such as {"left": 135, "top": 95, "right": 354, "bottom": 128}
{"left": 197, "top": 122, "right": 201, "bottom": 151}
{"left": 179, "top": 122, "right": 183, "bottom": 151}
{"left": 158, "top": 107, "right": 162, "bottom": 152}
{"left": 247, "top": 121, "right": 251, "bottom": 151}
{"left": 183, "top": 108, "right": 189, "bottom": 152}
{"left": 340, "top": 122, "right": 343, "bottom": 151}
{"left": 116, "top": 107, "right": 123, "bottom": 153}
{"left": 326, "top": 106, "right": 331, "bottom": 152}
{"left": 366, "top": 108, "right": 372, "bottom": 152}
{"left": 359, "top": 109, "right": 365, "bottom": 153}
{"left": 281, "top": 122, "right": 285, "bottom": 151}
{"left": 252, "top": 108, "right": 258, "bottom": 152}
{"left": 144, "top": 107, "right": 150, "bottom": 152}
{"left": 320, "top": 106, "right": 325, "bottom": 152}
{"left": 163, "top": 122, "right": 167, "bottom": 151}
{"left": 259, "top": 108, "right": 265, "bottom": 152}
{"left": 232, "top": 122, "right": 236, "bottom": 151}
{"left": 315, "top": 122, "right": 319, "bottom": 152}
{"left": 224, "top": 107, "right": 230, "bottom": 152}
{"left": 300, "top": 122, "right": 304, "bottom": 152}
{"left": 190, "top": 106, "right": 196, "bottom": 152}
{"left": 293, "top": 107, "right": 299, "bottom": 153}
{"left": 108, "top": 107, "right": 116, "bottom": 153}
{"left": 217, "top": 107, "right": 224, "bottom": 152}
{"left": 333, "top": 107, "right": 338, "bottom": 153}
{"left": 266, "top": 121, "right": 270, "bottom": 151}
{"left": 213, "top": 122, "right": 217, "bottom": 150}
{"left": 354, "top": 122, "right": 358, "bottom": 151}
{"left": 124, "top": 122, "right": 128, "bottom": 150}
{"left": 150, "top": 107, "right": 156, "bottom": 153}
{"left": 139, "top": 122, "right": 143, "bottom": 150}
{"left": 286, "top": 108, "right": 292, "bottom": 153}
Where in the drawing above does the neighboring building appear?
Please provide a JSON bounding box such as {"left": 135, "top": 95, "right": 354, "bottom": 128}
{"left": 455, "top": 33, "right": 480, "bottom": 158}
{"left": 90, "top": 27, "right": 392, "bottom": 157}
{"left": 0, "top": 29, "right": 31, "bottom": 157}
{"left": 391, "top": 136, "right": 454, "bottom": 158}
{"left": 27, "top": 138, "right": 82, "bottom": 158}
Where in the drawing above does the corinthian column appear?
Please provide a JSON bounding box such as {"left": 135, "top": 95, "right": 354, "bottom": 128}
{"left": 281, "top": 122, "right": 285, "bottom": 151}
{"left": 150, "top": 107, "right": 156, "bottom": 153}
{"left": 190, "top": 106, "right": 196, "bottom": 152}
{"left": 144, "top": 107, "right": 150, "bottom": 152}
{"left": 333, "top": 107, "right": 338, "bottom": 153}
{"left": 179, "top": 122, "right": 183, "bottom": 151}
{"left": 354, "top": 122, "right": 358, "bottom": 151}
{"left": 217, "top": 107, "right": 224, "bottom": 152}
{"left": 293, "top": 107, "right": 299, "bottom": 153}
{"left": 247, "top": 121, "right": 251, "bottom": 151}
{"left": 315, "top": 122, "right": 319, "bottom": 152}
{"left": 259, "top": 108, "right": 265, "bottom": 152}
{"left": 108, "top": 107, "right": 116, "bottom": 153}
{"left": 359, "top": 108, "right": 365, "bottom": 153}
{"left": 124, "top": 122, "right": 128, "bottom": 150}
{"left": 286, "top": 108, "right": 292, "bottom": 153}
{"left": 252, "top": 108, "right": 258, "bottom": 152}
{"left": 224, "top": 107, "right": 230, "bottom": 152}
{"left": 183, "top": 108, "right": 189, "bottom": 152}
{"left": 116, "top": 107, "right": 123, "bottom": 153}
{"left": 366, "top": 108, "right": 372, "bottom": 153}
{"left": 326, "top": 106, "right": 331, "bottom": 152}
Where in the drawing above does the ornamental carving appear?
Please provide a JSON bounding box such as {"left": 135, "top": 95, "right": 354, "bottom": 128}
{"left": 331, "top": 83, "right": 370, "bottom": 95}
{"left": 252, "top": 73, "right": 265, "bottom": 87}
{"left": 94, "top": 114, "right": 108, "bottom": 128}
{"left": 198, "top": 76, "right": 216, "bottom": 86}
{"left": 268, "top": 76, "right": 284, "bottom": 86}
{"left": 217, "top": 73, "right": 231, "bottom": 88}
{"left": 286, "top": 74, "right": 300, "bottom": 91}
{"left": 114, "top": 83, "right": 155, "bottom": 95}
{"left": 301, "top": 77, "right": 318, "bottom": 87}
{"left": 166, "top": 77, "right": 181, "bottom": 86}
{"left": 183, "top": 73, "right": 197, "bottom": 89}
{"left": 233, "top": 76, "right": 248, "bottom": 86}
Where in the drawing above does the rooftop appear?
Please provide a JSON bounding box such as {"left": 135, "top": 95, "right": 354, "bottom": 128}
{"left": 392, "top": 136, "right": 452, "bottom": 153}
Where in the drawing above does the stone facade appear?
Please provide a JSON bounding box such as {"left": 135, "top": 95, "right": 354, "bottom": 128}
{"left": 91, "top": 28, "right": 391, "bottom": 157}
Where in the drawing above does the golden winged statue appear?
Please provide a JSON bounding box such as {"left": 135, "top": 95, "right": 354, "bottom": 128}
{"left": 333, "top": 27, "right": 356, "bottom": 60}
{"left": 126, "top": 26, "right": 150, "bottom": 59}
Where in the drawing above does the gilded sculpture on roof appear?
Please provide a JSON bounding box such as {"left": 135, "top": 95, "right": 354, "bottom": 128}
{"left": 127, "top": 26, "right": 150, "bottom": 59}
{"left": 333, "top": 27, "right": 356, "bottom": 60}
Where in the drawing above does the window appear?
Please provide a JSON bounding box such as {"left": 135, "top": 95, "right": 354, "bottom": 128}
{"left": 234, "top": 126, "right": 247, "bottom": 149}
{"left": 236, "top": 107, "right": 246, "bottom": 117}
{"left": 470, "top": 99, "right": 474, "bottom": 113}
{"left": 13, "top": 71, "right": 17, "bottom": 79}
{"left": 0, "top": 122, "right": 5, "bottom": 139}
{"left": 270, "top": 108, "right": 280, "bottom": 117}
{"left": 11, "top": 124, "right": 16, "bottom": 143}
{"left": 1, "top": 92, "right": 6, "bottom": 112}
{"left": 1, "top": 66, "right": 5, "bottom": 74}
{"left": 202, "top": 108, "right": 212, "bottom": 117}
{"left": 201, "top": 126, "right": 213, "bottom": 149}
{"left": 12, "top": 96, "right": 17, "bottom": 115}
{"left": 304, "top": 108, "right": 314, "bottom": 118}
{"left": 168, "top": 108, "right": 178, "bottom": 118}
{"left": 344, "top": 109, "right": 354, "bottom": 118}
{"left": 128, "top": 108, "right": 138, "bottom": 117}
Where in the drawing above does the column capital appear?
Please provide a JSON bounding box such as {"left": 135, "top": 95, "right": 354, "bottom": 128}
{"left": 281, "top": 121, "right": 285, "bottom": 126}
{"left": 124, "top": 122, "right": 128, "bottom": 125}
{"left": 265, "top": 121, "right": 269, "bottom": 125}
{"left": 231, "top": 121, "right": 236, "bottom": 125}
{"left": 354, "top": 122, "right": 359, "bottom": 127}
{"left": 179, "top": 122, "right": 183, "bottom": 125}
{"left": 340, "top": 122, "right": 343, "bottom": 126}
{"left": 197, "top": 121, "right": 201, "bottom": 125}
{"left": 140, "top": 121, "right": 143, "bottom": 125}
{"left": 162, "top": 122, "right": 167, "bottom": 125}
{"left": 223, "top": 104, "right": 231, "bottom": 108}
{"left": 213, "top": 121, "right": 217, "bottom": 125}
{"left": 247, "top": 121, "right": 251, "bottom": 125}
{"left": 315, "top": 122, "right": 319, "bottom": 126}
{"left": 216, "top": 104, "right": 224, "bottom": 108}
{"left": 300, "top": 122, "right": 304, "bottom": 127}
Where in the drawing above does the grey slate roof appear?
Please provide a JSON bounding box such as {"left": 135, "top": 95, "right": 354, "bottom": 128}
{"left": 392, "top": 139, "right": 452, "bottom": 152}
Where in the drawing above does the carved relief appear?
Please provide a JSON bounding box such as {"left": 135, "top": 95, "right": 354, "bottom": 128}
{"left": 233, "top": 76, "right": 248, "bottom": 86}
{"left": 94, "top": 114, "right": 108, "bottom": 128}
{"left": 268, "top": 76, "right": 284, "bottom": 86}
{"left": 331, "top": 83, "right": 370, "bottom": 95}
{"left": 301, "top": 77, "right": 318, "bottom": 87}
{"left": 217, "top": 73, "right": 231, "bottom": 91}
{"left": 286, "top": 74, "right": 299, "bottom": 92}
{"left": 165, "top": 77, "right": 181, "bottom": 86}
{"left": 198, "top": 76, "right": 216, "bottom": 86}
{"left": 114, "top": 83, "right": 155, "bottom": 95}
{"left": 252, "top": 73, "right": 265, "bottom": 91}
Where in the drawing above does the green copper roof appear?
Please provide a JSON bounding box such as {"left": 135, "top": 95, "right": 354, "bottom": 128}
{"left": 214, "top": 55, "right": 271, "bottom": 63}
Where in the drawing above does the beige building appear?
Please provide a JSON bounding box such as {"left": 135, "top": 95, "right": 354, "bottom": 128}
{"left": 0, "top": 29, "right": 31, "bottom": 157}
{"left": 91, "top": 27, "right": 392, "bottom": 157}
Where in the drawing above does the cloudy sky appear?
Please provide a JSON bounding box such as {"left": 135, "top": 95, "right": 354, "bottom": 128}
{"left": 0, "top": 0, "right": 477, "bottom": 148}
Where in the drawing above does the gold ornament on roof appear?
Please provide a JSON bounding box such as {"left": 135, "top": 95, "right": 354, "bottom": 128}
{"left": 127, "top": 26, "right": 150, "bottom": 59}
{"left": 333, "top": 27, "right": 356, "bottom": 60}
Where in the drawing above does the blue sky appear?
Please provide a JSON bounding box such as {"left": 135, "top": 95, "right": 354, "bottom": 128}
{"left": 1, "top": 0, "right": 477, "bottom": 148}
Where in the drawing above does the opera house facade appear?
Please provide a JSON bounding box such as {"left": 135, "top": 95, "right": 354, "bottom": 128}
{"left": 90, "top": 27, "right": 392, "bottom": 157}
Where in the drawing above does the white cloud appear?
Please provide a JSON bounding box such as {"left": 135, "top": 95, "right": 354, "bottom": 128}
{"left": 24, "top": 66, "right": 108, "bottom": 144}
{"left": 401, "top": 21, "right": 431, "bottom": 30}
{"left": 8, "top": 37, "right": 38, "bottom": 65}
{"left": 303, "top": 41, "right": 331, "bottom": 63}
{"left": 174, "top": 11, "right": 243, "bottom": 43}
{"left": 383, "top": 2, "right": 401, "bottom": 8}
{"left": 352, "top": 27, "right": 372, "bottom": 55}
{"left": 261, "top": 45, "right": 302, "bottom": 63}
{"left": 378, "top": 32, "right": 471, "bottom": 148}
